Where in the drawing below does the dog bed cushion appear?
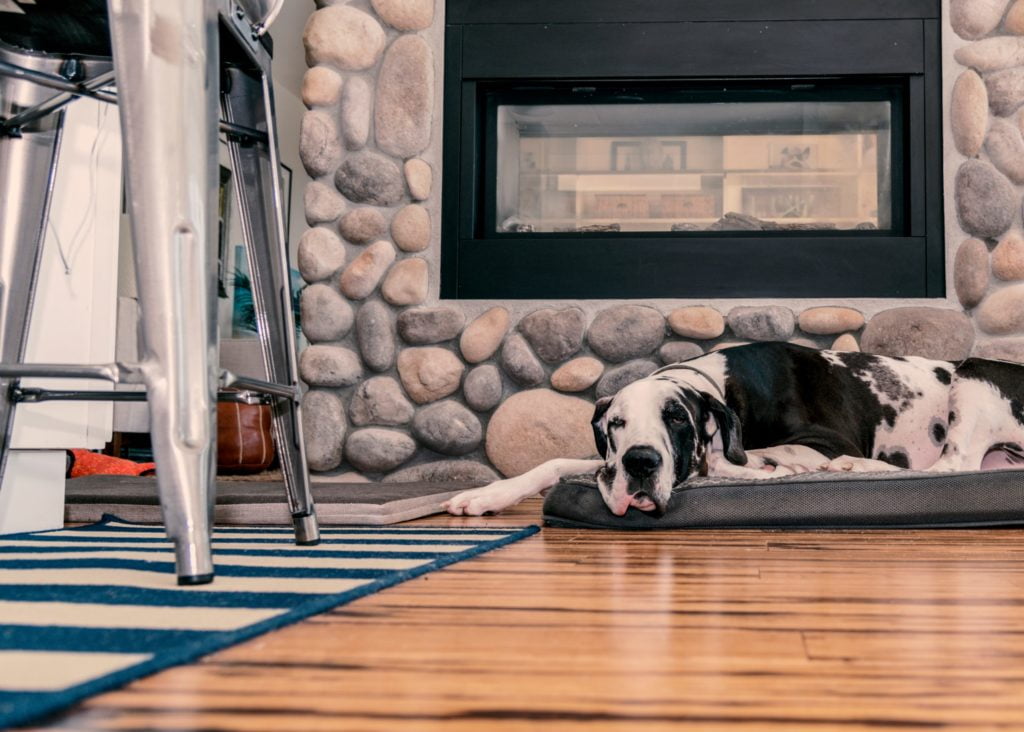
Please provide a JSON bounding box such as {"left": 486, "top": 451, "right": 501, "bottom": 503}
{"left": 542, "top": 469, "right": 1024, "bottom": 529}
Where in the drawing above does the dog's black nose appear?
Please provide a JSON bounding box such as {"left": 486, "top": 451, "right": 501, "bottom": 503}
{"left": 622, "top": 446, "right": 662, "bottom": 479}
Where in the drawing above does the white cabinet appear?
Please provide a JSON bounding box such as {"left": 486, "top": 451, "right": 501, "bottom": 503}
{"left": 0, "top": 98, "right": 122, "bottom": 534}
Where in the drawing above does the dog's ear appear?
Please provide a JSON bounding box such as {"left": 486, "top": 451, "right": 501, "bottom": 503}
{"left": 591, "top": 396, "right": 613, "bottom": 458}
{"left": 701, "top": 392, "right": 746, "bottom": 465}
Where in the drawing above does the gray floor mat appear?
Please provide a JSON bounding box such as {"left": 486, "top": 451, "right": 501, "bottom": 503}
{"left": 542, "top": 470, "right": 1024, "bottom": 529}
{"left": 65, "top": 476, "right": 481, "bottom": 525}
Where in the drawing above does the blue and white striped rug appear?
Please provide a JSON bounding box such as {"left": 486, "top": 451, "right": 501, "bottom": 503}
{"left": 0, "top": 516, "right": 538, "bottom": 728}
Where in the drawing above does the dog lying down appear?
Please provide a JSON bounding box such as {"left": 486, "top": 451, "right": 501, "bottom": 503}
{"left": 444, "top": 342, "right": 1024, "bottom": 517}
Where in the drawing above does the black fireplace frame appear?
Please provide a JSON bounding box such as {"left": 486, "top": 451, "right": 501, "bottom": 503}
{"left": 441, "top": 0, "right": 943, "bottom": 300}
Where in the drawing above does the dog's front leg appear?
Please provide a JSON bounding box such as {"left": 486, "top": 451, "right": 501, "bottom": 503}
{"left": 443, "top": 458, "right": 604, "bottom": 516}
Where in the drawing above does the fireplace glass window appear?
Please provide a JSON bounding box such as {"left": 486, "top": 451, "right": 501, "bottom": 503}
{"left": 494, "top": 97, "right": 893, "bottom": 234}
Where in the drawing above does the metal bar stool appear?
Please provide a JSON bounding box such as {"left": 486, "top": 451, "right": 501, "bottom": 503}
{"left": 0, "top": 0, "right": 318, "bottom": 584}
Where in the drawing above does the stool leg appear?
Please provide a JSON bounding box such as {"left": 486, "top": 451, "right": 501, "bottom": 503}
{"left": 222, "top": 64, "right": 319, "bottom": 545}
{"left": 0, "top": 51, "right": 68, "bottom": 491}
{"left": 107, "top": 0, "right": 220, "bottom": 583}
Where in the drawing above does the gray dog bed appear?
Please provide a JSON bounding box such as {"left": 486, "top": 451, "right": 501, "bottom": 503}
{"left": 542, "top": 470, "right": 1024, "bottom": 529}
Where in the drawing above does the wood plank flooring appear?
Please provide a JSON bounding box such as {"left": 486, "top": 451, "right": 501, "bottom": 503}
{"left": 28, "top": 499, "right": 1024, "bottom": 731}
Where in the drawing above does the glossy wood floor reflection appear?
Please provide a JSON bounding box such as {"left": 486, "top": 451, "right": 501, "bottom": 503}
{"left": 32, "top": 498, "right": 1024, "bottom": 731}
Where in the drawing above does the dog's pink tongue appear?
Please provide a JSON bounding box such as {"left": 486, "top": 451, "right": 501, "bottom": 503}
{"left": 609, "top": 493, "right": 633, "bottom": 516}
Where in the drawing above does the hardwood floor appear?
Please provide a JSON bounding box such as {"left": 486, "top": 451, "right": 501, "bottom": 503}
{"left": 31, "top": 499, "right": 1024, "bottom": 731}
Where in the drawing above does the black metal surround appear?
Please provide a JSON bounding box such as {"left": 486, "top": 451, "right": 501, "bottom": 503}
{"left": 441, "top": 0, "right": 943, "bottom": 300}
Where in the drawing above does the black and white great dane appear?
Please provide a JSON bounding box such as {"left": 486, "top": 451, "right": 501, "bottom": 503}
{"left": 443, "top": 342, "right": 1024, "bottom": 517}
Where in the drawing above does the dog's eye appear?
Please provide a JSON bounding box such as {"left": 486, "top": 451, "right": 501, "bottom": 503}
{"left": 607, "top": 417, "right": 625, "bottom": 429}
{"left": 664, "top": 406, "right": 687, "bottom": 424}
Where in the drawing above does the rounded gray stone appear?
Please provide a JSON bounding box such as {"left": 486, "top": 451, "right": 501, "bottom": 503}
{"left": 517, "top": 307, "right": 586, "bottom": 363}
{"left": 299, "top": 110, "right": 343, "bottom": 178}
{"left": 500, "top": 333, "right": 545, "bottom": 386}
{"left": 301, "top": 389, "right": 347, "bottom": 472}
{"left": 464, "top": 364, "right": 503, "bottom": 412}
{"left": 985, "top": 68, "right": 1024, "bottom": 116}
{"left": 985, "top": 117, "right": 1024, "bottom": 184}
{"left": 727, "top": 306, "right": 795, "bottom": 341}
{"left": 975, "top": 338, "right": 1024, "bottom": 362}
{"left": 375, "top": 35, "right": 434, "bottom": 159}
{"left": 298, "top": 345, "right": 363, "bottom": 387}
{"left": 950, "top": 0, "right": 1009, "bottom": 40}
{"left": 348, "top": 376, "right": 414, "bottom": 426}
{"left": 338, "top": 207, "right": 387, "bottom": 245}
{"left": 411, "top": 400, "right": 483, "bottom": 456}
{"left": 371, "top": 0, "right": 434, "bottom": 31}
{"left": 300, "top": 284, "right": 354, "bottom": 343}
{"left": 383, "top": 460, "right": 499, "bottom": 484}
{"left": 297, "top": 227, "right": 346, "bottom": 283}
{"left": 303, "top": 6, "right": 385, "bottom": 70}
{"left": 954, "top": 36, "right": 1024, "bottom": 71}
{"left": 955, "top": 159, "right": 1016, "bottom": 239}
{"left": 355, "top": 300, "right": 396, "bottom": 372}
{"left": 861, "top": 307, "right": 975, "bottom": 360}
{"left": 954, "top": 237, "right": 991, "bottom": 308}
{"left": 344, "top": 428, "right": 416, "bottom": 473}
{"left": 304, "top": 181, "right": 345, "bottom": 225}
{"left": 335, "top": 151, "right": 405, "bottom": 206}
{"left": 658, "top": 341, "right": 704, "bottom": 364}
{"left": 397, "top": 306, "right": 466, "bottom": 345}
{"left": 340, "top": 75, "right": 371, "bottom": 150}
{"left": 596, "top": 359, "right": 660, "bottom": 399}
{"left": 587, "top": 305, "right": 666, "bottom": 363}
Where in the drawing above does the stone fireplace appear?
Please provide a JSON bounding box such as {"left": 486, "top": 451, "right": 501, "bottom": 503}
{"left": 297, "top": 0, "right": 1024, "bottom": 484}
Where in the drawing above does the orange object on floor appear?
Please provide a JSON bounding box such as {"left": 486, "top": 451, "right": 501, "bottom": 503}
{"left": 68, "top": 448, "right": 155, "bottom": 478}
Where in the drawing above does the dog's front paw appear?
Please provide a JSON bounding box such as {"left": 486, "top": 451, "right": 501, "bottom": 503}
{"left": 824, "top": 456, "right": 901, "bottom": 473}
{"left": 442, "top": 483, "right": 517, "bottom": 516}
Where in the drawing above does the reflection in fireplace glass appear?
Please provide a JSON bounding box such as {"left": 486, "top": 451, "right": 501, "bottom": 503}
{"left": 495, "top": 101, "right": 891, "bottom": 233}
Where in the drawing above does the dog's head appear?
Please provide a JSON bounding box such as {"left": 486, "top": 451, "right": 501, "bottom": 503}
{"left": 591, "top": 377, "right": 746, "bottom": 516}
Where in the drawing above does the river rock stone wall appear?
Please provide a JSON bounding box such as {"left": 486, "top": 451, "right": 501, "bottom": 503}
{"left": 296, "top": 0, "right": 1024, "bottom": 482}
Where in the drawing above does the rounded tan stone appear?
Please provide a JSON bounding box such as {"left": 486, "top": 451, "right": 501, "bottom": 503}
{"left": 371, "top": 0, "right": 434, "bottom": 31}
{"left": 551, "top": 357, "right": 605, "bottom": 392}
{"left": 831, "top": 333, "right": 860, "bottom": 352}
{"left": 976, "top": 284, "right": 1024, "bottom": 334}
{"left": 951, "top": 69, "right": 989, "bottom": 157}
{"left": 950, "top": 0, "right": 1010, "bottom": 40}
{"left": 396, "top": 347, "right": 465, "bottom": 404}
{"left": 955, "top": 37, "right": 1024, "bottom": 71}
{"left": 992, "top": 232, "right": 1024, "bottom": 280}
{"left": 391, "top": 204, "right": 430, "bottom": 252}
{"left": 798, "top": 307, "right": 865, "bottom": 335}
{"left": 459, "top": 307, "right": 510, "bottom": 363}
{"left": 404, "top": 159, "right": 432, "bottom": 201}
{"left": 667, "top": 306, "right": 724, "bottom": 339}
{"left": 339, "top": 207, "right": 387, "bottom": 244}
{"left": 381, "top": 257, "right": 428, "bottom": 305}
{"left": 485, "top": 389, "right": 597, "bottom": 477}
{"left": 301, "top": 66, "right": 343, "bottom": 108}
{"left": 1008, "top": 0, "right": 1024, "bottom": 33}
{"left": 955, "top": 237, "right": 991, "bottom": 308}
{"left": 303, "top": 6, "right": 385, "bottom": 71}
{"left": 339, "top": 240, "right": 396, "bottom": 300}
